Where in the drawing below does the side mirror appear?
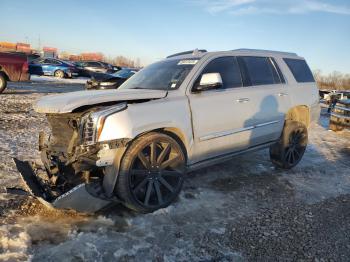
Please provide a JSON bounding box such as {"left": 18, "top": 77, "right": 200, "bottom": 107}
{"left": 193, "top": 73, "right": 223, "bottom": 92}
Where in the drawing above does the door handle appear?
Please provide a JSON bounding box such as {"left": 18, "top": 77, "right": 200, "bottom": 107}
{"left": 236, "top": 98, "right": 250, "bottom": 103}
{"left": 278, "top": 93, "right": 288, "bottom": 97}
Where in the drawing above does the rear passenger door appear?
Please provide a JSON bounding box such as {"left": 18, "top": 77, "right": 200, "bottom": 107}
{"left": 42, "top": 59, "right": 61, "bottom": 75}
{"left": 236, "top": 56, "right": 291, "bottom": 146}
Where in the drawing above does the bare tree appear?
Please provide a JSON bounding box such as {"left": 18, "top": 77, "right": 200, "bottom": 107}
{"left": 313, "top": 70, "right": 350, "bottom": 90}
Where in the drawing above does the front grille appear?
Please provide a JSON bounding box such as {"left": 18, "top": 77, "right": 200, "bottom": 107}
{"left": 46, "top": 115, "right": 76, "bottom": 152}
{"left": 83, "top": 115, "right": 96, "bottom": 145}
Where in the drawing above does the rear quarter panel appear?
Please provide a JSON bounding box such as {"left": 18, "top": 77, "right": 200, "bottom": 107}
{"left": 275, "top": 57, "right": 320, "bottom": 124}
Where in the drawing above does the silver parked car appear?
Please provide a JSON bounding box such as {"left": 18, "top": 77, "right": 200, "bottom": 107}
{"left": 16, "top": 49, "right": 320, "bottom": 213}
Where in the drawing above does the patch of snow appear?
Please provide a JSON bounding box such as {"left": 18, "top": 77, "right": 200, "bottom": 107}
{"left": 30, "top": 75, "right": 89, "bottom": 84}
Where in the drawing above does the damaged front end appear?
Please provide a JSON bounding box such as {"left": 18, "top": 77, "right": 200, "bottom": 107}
{"left": 14, "top": 103, "right": 129, "bottom": 213}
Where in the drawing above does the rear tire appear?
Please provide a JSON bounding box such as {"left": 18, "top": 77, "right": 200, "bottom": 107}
{"left": 270, "top": 120, "right": 308, "bottom": 169}
{"left": 116, "top": 132, "right": 186, "bottom": 213}
{"left": 0, "top": 73, "right": 7, "bottom": 94}
{"left": 54, "top": 70, "right": 65, "bottom": 78}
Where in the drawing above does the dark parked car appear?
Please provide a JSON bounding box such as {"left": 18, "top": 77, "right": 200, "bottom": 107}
{"left": 85, "top": 68, "right": 138, "bottom": 90}
{"left": 29, "top": 58, "right": 79, "bottom": 78}
{"left": 75, "top": 61, "right": 121, "bottom": 77}
{"left": 0, "top": 52, "right": 30, "bottom": 93}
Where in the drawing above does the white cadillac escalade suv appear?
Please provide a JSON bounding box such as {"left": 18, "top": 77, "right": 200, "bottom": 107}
{"left": 17, "top": 49, "right": 320, "bottom": 213}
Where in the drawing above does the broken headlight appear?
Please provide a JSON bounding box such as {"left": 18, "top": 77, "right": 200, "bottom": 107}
{"left": 81, "top": 103, "right": 127, "bottom": 145}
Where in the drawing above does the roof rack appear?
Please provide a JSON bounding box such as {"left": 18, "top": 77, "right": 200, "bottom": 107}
{"left": 233, "top": 48, "right": 298, "bottom": 57}
{"left": 166, "top": 49, "right": 207, "bottom": 58}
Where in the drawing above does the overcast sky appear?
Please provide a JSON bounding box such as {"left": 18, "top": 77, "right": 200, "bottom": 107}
{"left": 1, "top": 0, "right": 349, "bottom": 73}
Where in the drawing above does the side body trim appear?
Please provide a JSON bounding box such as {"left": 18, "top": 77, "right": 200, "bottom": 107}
{"left": 199, "top": 120, "right": 280, "bottom": 142}
{"left": 188, "top": 141, "right": 276, "bottom": 171}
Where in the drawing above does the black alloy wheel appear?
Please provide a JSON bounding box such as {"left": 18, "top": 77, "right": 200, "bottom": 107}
{"left": 116, "top": 132, "right": 186, "bottom": 212}
{"left": 283, "top": 128, "right": 307, "bottom": 167}
{"left": 270, "top": 120, "right": 308, "bottom": 169}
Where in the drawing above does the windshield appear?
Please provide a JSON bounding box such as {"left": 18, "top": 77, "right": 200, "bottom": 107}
{"left": 63, "top": 61, "right": 76, "bottom": 66}
{"left": 119, "top": 58, "right": 198, "bottom": 90}
{"left": 113, "top": 69, "right": 134, "bottom": 78}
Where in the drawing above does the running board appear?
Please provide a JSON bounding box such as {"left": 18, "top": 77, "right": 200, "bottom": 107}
{"left": 187, "top": 141, "right": 276, "bottom": 172}
{"left": 12, "top": 158, "right": 112, "bottom": 213}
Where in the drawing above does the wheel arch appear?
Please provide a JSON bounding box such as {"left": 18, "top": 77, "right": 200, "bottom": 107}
{"left": 285, "top": 105, "right": 310, "bottom": 128}
{"left": 129, "top": 127, "right": 190, "bottom": 163}
{"left": 54, "top": 69, "right": 65, "bottom": 76}
{"left": 103, "top": 126, "right": 191, "bottom": 199}
{"left": 0, "top": 68, "right": 10, "bottom": 81}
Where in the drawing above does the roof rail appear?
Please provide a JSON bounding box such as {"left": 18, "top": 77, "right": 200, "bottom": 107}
{"left": 233, "top": 48, "right": 298, "bottom": 57}
{"left": 166, "top": 49, "right": 207, "bottom": 58}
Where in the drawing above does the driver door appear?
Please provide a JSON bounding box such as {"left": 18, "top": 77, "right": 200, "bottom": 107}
{"left": 189, "top": 56, "right": 257, "bottom": 163}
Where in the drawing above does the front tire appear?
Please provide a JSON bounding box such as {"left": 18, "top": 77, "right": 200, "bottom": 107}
{"left": 270, "top": 120, "right": 308, "bottom": 169}
{"left": 54, "top": 70, "right": 65, "bottom": 78}
{"left": 0, "top": 73, "right": 7, "bottom": 94}
{"left": 116, "top": 132, "right": 186, "bottom": 213}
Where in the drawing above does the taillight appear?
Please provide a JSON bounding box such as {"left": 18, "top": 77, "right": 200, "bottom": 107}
{"left": 22, "top": 61, "right": 28, "bottom": 73}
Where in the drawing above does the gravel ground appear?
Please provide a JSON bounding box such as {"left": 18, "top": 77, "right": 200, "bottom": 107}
{"left": 0, "top": 79, "right": 349, "bottom": 261}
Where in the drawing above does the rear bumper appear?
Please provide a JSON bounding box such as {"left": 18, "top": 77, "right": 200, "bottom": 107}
{"left": 67, "top": 72, "right": 79, "bottom": 77}
{"left": 330, "top": 103, "right": 350, "bottom": 130}
{"left": 19, "top": 72, "right": 30, "bottom": 81}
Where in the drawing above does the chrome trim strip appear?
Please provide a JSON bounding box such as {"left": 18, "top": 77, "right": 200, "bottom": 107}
{"left": 199, "top": 120, "right": 279, "bottom": 141}
{"left": 331, "top": 112, "right": 350, "bottom": 120}
{"left": 334, "top": 105, "right": 350, "bottom": 112}
{"left": 255, "top": 120, "right": 280, "bottom": 128}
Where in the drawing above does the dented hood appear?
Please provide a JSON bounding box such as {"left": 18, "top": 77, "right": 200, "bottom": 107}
{"left": 34, "top": 89, "right": 168, "bottom": 113}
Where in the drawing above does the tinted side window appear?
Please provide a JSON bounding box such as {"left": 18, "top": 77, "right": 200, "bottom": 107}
{"left": 200, "top": 56, "right": 242, "bottom": 89}
{"left": 268, "top": 58, "right": 282, "bottom": 84}
{"left": 42, "top": 59, "right": 51, "bottom": 64}
{"left": 270, "top": 58, "right": 286, "bottom": 84}
{"left": 238, "top": 56, "right": 275, "bottom": 86}
{"left": 283, "top": 58, "right": 315, "bottom": 83}
{"left": 32, "top": 59, "right": 44, "bottom": 64}
{"left": 50, "top": 59, "right": 61, "bottom": 65}
{"left": 87, "top": 62, "right": 101, "bottom": 67}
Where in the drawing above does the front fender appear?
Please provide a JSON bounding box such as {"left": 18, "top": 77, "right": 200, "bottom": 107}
{"left": 98, "top": 98, "right": 193, "bottom": 157}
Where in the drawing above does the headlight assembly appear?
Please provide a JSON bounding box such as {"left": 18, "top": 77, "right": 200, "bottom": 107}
{"left": 100, "top": 81, "right": 116, "bottom": 86}
{"left": 82, "top": 103, "right": 127, "bottom": 145}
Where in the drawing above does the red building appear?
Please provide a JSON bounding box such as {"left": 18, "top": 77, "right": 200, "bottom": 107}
{"left": 16, "top": 43, "right": 31, "bottom": 53}
{"left": 80, "top": 52, "right": 103, "bottom": 61}
{"left": 43, "top": 46, "right": 58, "bottom": 58}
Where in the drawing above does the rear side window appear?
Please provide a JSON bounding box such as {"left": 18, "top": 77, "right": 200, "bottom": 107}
{"left": 283, "top": 58, "right": 315, "bottom": 83}
{"left": 201, "top": 56, "right": 242, "bottom": 89}
{"left": 45, "top": 59, "right": 61, "bottom": 65}
{"left": 270, "top": 58, "right": 285, "bottom": 84}
{"left": 237, "top": 56, "right": 282, "bottom": 86}
{"left": 87, "top": 62, "right": 101, "bottom": 67}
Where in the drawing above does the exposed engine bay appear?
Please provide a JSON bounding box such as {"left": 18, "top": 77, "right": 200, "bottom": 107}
{"left": 15, "top": 103, "right": 130, "bottom": 212}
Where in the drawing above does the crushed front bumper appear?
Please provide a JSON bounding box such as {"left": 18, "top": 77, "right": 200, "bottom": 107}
{"left": 13, "top": 158, "right": 116, "bottom": 213}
